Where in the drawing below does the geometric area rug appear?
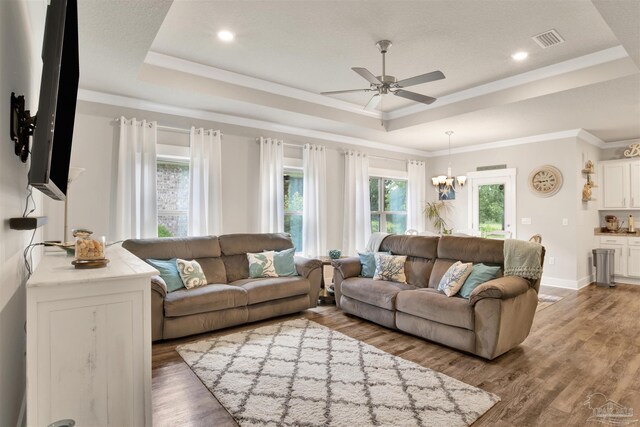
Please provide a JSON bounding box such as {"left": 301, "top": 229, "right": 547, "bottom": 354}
{"left": 177, "top": 319, "right": 500, "bottom": 427}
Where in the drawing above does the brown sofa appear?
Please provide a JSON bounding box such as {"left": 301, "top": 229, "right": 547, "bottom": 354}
{"left": 123, "top": 233, "right": 322, "bottom": 341}
{"left": 332, "top": 234, "right": 544, "bottom": 360}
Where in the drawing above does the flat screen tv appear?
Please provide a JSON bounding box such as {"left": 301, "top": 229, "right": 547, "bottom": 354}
{"left": 29, "top": 0, "right": 79, "bottom": 201}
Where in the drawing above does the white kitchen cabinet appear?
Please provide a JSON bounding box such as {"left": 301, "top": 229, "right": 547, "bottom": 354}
{"left": 628, "top": 237, "right": 640, "bottom": 278}
{"left": 630, "top": 162, "right": 640, "bottom": 208}
{"left": 600, "top": 236, "right": 627, "bottom": 276}
{"left": 27, "top": 245, "right": 157, "bottom": 427}
{"left": 600, "top": 159, "right": 640, "bottom": 209}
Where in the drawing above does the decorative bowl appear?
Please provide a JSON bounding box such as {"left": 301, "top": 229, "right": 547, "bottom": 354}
{"left": 328, "top": 249, "right": 342, "bottom": 259}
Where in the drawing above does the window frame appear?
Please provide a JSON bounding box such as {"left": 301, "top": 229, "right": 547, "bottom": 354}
{"left": 156, "top": 155, "right": 190, "bottom": 237}
{"left": 283, "top": 166, "right": 304, "bottom": 253}
{"left": 369, "top": 176, "right": 408, "bottom": 233}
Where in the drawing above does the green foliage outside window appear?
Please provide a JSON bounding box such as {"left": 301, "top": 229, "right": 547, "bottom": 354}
{"left": 478, "top": 184, "right": 505, "bottom": 233}
{"left": 284, "top": 170, "right": 304, "bottom": 251}
{"left": 370, "top": 177, "right": 407, "bottom": 234}
{"left": 158, "top": 224, "right": 173, "bottom": 237}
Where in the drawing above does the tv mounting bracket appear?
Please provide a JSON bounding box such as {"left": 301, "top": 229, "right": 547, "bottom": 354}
{"left": 10, "top": 92, "right": 37, "bottom": 163}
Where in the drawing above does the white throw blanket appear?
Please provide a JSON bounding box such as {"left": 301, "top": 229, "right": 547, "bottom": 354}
{"left": 504, "top": 239, "right": 543, "bottom": 280}
{"left": 366, "top": 232, "right": 390, "bottom": 252}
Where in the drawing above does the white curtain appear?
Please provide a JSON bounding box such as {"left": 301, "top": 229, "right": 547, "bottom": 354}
{"left": 343, "top": 150, "right": 371, "bottom": 255}
{"left": 113, "top": 116, "right": 158, "bottom": 240}
{"left": 259, "top": 137, "right": 284, "bottom": 232}
{"left": 302, "top": 144, "right": 327, "bottom": 257}
{"left": 407, "top": 160, "right": 426, "bottom": 231}
{"left": 188, "top": 128, "right": 223, "bottom": 236}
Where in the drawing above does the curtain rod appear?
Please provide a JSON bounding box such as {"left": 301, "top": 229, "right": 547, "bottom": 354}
{"left": 114, "top": 118, "right": 223, "bottom": 136}
{"left": 254, "top": 137, "right": 300, "bottom": 149}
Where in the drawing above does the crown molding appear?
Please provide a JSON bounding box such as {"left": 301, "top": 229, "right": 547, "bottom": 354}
{"left": 76, "top": 89, "right": 431, "bottom": 157}
{"left": 385, "top": 46, "right": 630, "bottom": 120}
{"left": 145, "top": 51, "right": 382, "bottom": 120}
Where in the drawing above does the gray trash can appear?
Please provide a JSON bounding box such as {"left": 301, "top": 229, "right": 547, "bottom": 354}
{"left": 592, "top": 248, "right": 615, "bottom": 287}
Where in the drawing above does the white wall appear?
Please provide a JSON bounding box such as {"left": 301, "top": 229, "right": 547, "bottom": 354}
{"left": 43, "top": 101, "right": 428, "bottom": 254}
{"left": 426, "top": 137, "right": 583, "bottom": 286}
{"left": 0, "top": 1, "right": 44, "bottom": 425}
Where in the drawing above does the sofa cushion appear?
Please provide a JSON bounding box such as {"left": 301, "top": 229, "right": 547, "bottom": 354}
{"left": 247, "top": 251, "right": 278, "bottom": 278}
{"left": 219, "top": 233, "right": 293, "bottom": 255}
{"left": 341, "top": 277, "right": 416, "bottom": 310}
{"left": 164, "top": 284, "right": 248, "bottom": 317}
{"left": 396, "top": 289, "right": 474, "bottom": 330}
{"left": 124, "top": 236, "right": 221, "bottom": 259}
{"left": 231, "top": 277, "right": 310, "bottom": 304}
{"left": 379, "top": 234, "right": 439, "bottom": 259}
{"left": 404, "top": 256, "right": 435, "bottom": 288}
{"left": 222, "top": 254, "right": 250, "bottom": 282}
{"left": 373, "top": 253, "right": 407, "bottom": 283}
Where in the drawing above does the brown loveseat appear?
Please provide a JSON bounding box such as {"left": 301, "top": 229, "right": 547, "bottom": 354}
{"left": 123, "top": 233, "right": 322, "bottom": 341}
{"left": 332, "top": 234, "right": 544, "bottom": 360}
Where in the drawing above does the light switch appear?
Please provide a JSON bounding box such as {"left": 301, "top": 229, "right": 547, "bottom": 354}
{"left": 562, "top": 218, "right": 569, "bottom": 226}
{"left": 548, "top": 257, "right": 555, "bottom": 265}
{"left": 521, "top": 218, "right": 532, "bottom": 225}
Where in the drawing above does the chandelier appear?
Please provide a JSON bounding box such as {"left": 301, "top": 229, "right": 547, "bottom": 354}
{"left": 431, "top": 131, "right": 466, "bottom": 194}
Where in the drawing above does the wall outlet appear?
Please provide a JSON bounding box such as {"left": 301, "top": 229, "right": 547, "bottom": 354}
{"left": 562, "top": 218, "right": 569, "bottom": 226}
{"left": 521, "top": 217, "right": 532, "bottom": 225}
{"left": 548, "top": 257, "right": 555, "bottom": 265}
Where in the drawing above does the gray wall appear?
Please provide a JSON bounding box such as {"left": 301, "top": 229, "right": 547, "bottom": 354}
{"left": 0, "top": 1, "right": 44, "bottom": 425}
{"left": 43, "top": 101, "right": 427, "bottom": 254}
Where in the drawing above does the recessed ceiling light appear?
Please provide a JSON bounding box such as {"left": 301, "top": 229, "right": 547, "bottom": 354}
{"left": 217, "top": 30, "right": 235, "bottom": 42}
{"left": 511, "top": 51, "right": 528, "bottom": 61}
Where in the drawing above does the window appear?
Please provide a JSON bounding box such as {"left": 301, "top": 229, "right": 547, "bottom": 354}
{"left": 370, "top": 177, "right": 407, "bottom": 234}
{"left": 157, "top": 159, "right": 189, "bottom": 237}
{"left": 284, "top": 169, "right": 303, "bottom": 251}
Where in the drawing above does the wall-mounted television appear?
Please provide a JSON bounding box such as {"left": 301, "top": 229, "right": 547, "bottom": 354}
{"left": 29, "top": 0, "right": 79, "bottom": 201}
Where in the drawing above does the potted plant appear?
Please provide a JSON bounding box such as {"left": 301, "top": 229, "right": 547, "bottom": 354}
{"left": 424, "top": 201, "right": 452, "bottom": 234}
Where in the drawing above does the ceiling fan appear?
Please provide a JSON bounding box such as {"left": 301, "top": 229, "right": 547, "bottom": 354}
{"left": 321, "top": 40, "right": 445, "bottom": 111}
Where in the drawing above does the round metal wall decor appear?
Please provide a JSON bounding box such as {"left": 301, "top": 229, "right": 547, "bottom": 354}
{"left": 528, "top": 165, "right": 563, "bottom": 197}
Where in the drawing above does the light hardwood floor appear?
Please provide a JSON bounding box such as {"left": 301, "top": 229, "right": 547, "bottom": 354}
{"left": 151, "top": 284, "right": 640, "bottom": 426}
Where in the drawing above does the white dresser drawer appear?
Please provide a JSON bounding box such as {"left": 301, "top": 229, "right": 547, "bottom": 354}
{"left": 629, "top": 237, "right": 640, "bottom": 246}
{"left": 600, "top": 235, "right": 626, "bottom": 244}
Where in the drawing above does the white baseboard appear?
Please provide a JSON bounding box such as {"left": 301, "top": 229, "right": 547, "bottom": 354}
{"left": 541, "top": 276, "right": 582, "bottom": 290}
{"left": 613, "top": 276, "right": 640, "bottom": 286}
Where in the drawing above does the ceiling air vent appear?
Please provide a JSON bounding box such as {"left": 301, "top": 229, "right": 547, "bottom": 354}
{"left": 531, "top": 29, "right": 565, "bottom": 48}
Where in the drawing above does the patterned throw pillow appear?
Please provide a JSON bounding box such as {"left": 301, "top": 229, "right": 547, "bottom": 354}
{"left": 358, "top": 251, "right": 391, "bottom": 278}
{"left": 438, "top": 261, "right": 474, "bottom": 297}
{"left": 247, "top": 251, "right": 278, "bottom": 278}
{"left": 176, "top": 259, "right": 208, "bottom": 289}
{"left": 373, "top": 253, "right": 407, "bottom": 283}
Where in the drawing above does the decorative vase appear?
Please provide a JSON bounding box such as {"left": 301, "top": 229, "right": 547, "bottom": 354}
{"left": 328, "top": 249, "right": 342, "bottom": 259}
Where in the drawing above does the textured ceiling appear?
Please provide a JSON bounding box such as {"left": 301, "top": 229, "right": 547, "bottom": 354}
{"left": 75, "top": 0, "right": 640, "bottom": 153}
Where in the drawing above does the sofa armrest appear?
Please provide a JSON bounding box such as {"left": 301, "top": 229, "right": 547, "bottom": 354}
{"left": 331, "top": 257, "right": 361, "bottom": 308}
{"left": 294, "top": 256, "right": 322, "bottom": 278}
{"left": 468, "top": 276, "right": 531, "bottom": 306}
{"left": 331, "top": 257, "right": 361, "bottom": 279}
{"left": 151, "top": 275, "right": 168, "bottom": 297}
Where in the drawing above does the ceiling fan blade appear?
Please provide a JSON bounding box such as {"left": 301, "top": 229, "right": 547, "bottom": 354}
{"left": 352, "top": 67, "right": 382, "bottom": 85}
{"left": 396, "top": 70, "right": 445, "bottom": 88}
{"left": 321, "top": 88, "right": 371, "bottom": 95}
{"left": 364, "top": 94, "right": 381, "bottom": 111}
{"left": 394, "top": 89, "right": 437, "bottom": 105}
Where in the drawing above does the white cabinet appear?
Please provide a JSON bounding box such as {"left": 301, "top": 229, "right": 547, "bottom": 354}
{"left": 631, "top": 162, "right": 640, "bottom": 208}
{"left": 600, "top": 236, "right": 627, "bottom": 276}
{"left": 27, "top": 245, "right": 157, "bottom": 427}
{"left": 601, "top": 159, "right": 640, "bottom": 209}
{"left": 628, "top": 237, "right": 640, "bottom": 278}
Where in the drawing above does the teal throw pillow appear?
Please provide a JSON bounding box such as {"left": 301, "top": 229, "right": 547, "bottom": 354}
{"left": 146, "top": 258, "right": 184, "bottom": 292}
{"left": 272, "top": 248, "right": 296, "bottom": 277}
{"left": 358, "top": 251, "right": 391, "bottom": 278}
{"left": 459, "top": 263, "right": 501, "bottom": 298}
